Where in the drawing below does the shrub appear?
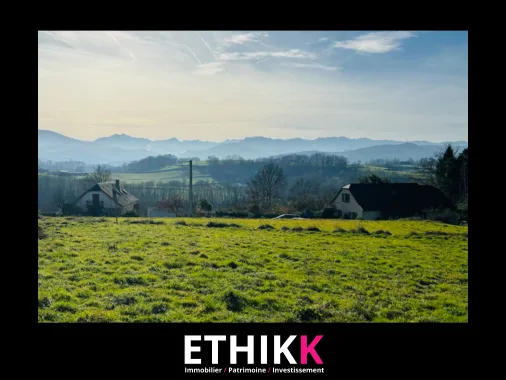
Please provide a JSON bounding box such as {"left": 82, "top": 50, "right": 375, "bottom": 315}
{"left": 123, "top": 210, "right": 139, "bottom": 217}
{"left": 258, "top": 224, "right": 275, "bottom": 230}
{"left": 457, "top": 201, "right": 468, "bottom": 222}
{"left": 322, "top": 207, "right": 337, "bottom": 219}
{"left": 306, "top": 226, "right": 320, "bottom": 232}
{"left": 197, "top": 199, "right": 213, "bottom": 212}
{"left": 61, "top": 203, "right": 80, "bottom": 216}
{"left": 216, "top": 210, "right": 250, "bottom": 218}
{"left": 334, "top": 226, "right": 347, "bottom": 233}
{"left": 292, "top": 226, "right": 303, "bottom": 232}
{"left": 280, "top": 226, "right": 290, "bottom": 231}
{"left": 427, "top": 210, "right": 459, "bottom": 225}
{"left": 174, "top": 220, "right": 188, "bottom": 226}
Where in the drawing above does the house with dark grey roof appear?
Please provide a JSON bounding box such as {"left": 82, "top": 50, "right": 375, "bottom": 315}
{"left": 73, "top": 180, "right": 139, "bottom": 216}
{"left": 330, "top": 183, "right": 453, "bottom": 220}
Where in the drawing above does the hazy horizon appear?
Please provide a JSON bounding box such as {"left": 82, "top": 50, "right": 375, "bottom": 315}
{"left": 38, "top": 31, "right": 468, "bottom": 142}
{"left": 39, "top": 128, "right": 468, "bottom": 145}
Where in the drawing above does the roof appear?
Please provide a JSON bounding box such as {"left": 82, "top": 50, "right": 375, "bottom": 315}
{"left": 74, "top": 181, "right": 138, "bottom": 207}
{"left": 331, "top": 183, "right": 453, "bottom": 216}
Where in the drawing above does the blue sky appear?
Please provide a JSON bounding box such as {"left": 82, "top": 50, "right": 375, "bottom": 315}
{"left": 38, "top": 31, "right": 468, "bottom": 142}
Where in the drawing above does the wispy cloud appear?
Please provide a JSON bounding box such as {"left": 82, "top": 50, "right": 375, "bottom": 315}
{"left": 218, "top": 49, "right": 316, "bottom": 61}
{"left": 38, "top": 31, "right": 468, "bottom": 142}
{"left": 223, "top": 32, "right": 268, "bottom": 45}
{"left": 292, "top": 62, "right": 338, "bottom": 71}
{"left": 195, "top": 61, "right": 226, "bottom": 76}
{"left": 184, "top": 44, "right": 202, "bottom": 65}
{"left": 195, "top": 31, "right": 217, "bottom": 59}
{"left": 333, "top": 31, "right": 416, "bottom": 53}
{"left": 106, "top": 32, "right": 137, "bottom": 62}
{"left": 305, "top": 37, "right": 329, "bottom": 45}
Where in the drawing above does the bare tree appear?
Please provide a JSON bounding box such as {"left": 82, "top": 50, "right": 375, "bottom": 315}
{"left": 248, "top": 163, "right": 286, "bottom": 211}
{"left": 85, "top": 165, "right": 112, "bottom": 186}
{"left": 53, "top": 185, "right": 66, "bottom": 210}
{"left": 157, "top": 195, "right": 185, "bottom": 216}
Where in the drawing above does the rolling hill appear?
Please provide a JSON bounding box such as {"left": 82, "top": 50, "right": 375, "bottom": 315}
{"left": 38, "top": 129, "right": 467, "bottom": 164}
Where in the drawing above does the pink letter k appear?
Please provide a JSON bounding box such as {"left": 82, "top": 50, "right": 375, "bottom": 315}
{"left": 300, "top": 335, "right": 323, "bottom": 364}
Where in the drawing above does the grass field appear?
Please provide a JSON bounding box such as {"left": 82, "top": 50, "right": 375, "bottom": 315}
{"left": 111, "top": 167, "right": 214, "bottom": 184}
{"left": 38, "top": 217, "right": 468, "bottom": 322}
{"left": 38, "top": 164, "right": 214, "bottom": 184}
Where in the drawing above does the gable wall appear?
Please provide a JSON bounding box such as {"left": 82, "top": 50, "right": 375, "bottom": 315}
{"left": 333, "top": 189, "right": 363, "bottom": 218}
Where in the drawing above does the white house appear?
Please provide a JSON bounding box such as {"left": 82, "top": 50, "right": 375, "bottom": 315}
{"left": 330, "top": 183, "right": 453, "bottom": 220}
{"left": 73, "top": 180, "right": 139, "bottom": 216}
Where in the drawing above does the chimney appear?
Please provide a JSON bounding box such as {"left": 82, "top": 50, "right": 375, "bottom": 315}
{"left": 115, "top": 180, "right": 120, "bottom": 191}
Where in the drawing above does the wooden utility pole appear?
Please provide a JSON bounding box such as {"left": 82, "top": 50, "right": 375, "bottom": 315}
{"left": 189, "top": 160, "right": 193, "bottom": 217}
{"left": 180, "top": 159, "right": 194, "bottom": 217}
{"left": 113, "top": 180, "right": 119, "bottom": 223}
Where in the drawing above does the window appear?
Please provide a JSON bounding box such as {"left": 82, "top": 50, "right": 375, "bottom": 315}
{"left": 92, "top": 194, "right": 100, "bottom": 205}
{"left": 342, "top": 193, "right": 350, "bottom": 203}
{"left": 337, "top": 209, "right": 343, "bottom": 218}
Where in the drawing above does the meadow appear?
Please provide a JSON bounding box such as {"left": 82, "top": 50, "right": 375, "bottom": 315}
{"left": 38, "top": 217, "right": 468, "bottom": 323}
{"left": 111, "top": 163, "right": 214, "bottom": 184}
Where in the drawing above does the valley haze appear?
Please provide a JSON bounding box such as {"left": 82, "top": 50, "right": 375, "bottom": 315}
{"left": 38, "top": 129, "right": 467, "bottom": 165}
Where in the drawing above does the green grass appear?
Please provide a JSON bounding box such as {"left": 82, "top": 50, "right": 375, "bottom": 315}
{"left": 38, "top": 217, "right": 468, "bottom": 323}
{"left": 111, "top": 165, "right": 213, "bottom": 183}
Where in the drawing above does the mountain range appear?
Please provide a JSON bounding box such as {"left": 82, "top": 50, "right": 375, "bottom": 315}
{"left": 38, "top": 129, "right": 468, "bottom": 165}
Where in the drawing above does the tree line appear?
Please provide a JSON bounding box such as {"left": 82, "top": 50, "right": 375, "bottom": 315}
{"left": 417, "top": 145, "right": 468, "bottom": 219}
{"left": 40, "top": 145, "right": 467, "bottom": 220}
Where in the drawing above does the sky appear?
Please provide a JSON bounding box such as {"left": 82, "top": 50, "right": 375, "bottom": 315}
{"left": 38, "top": 31, "right": 468, "bottom": 142}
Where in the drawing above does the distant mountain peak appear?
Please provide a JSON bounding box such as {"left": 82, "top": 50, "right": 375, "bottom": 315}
{"left": 38, "top": 128, "right": 467, "bottom": 165}
{"left": 95, "top": 134, "right": 152, "bottom": 143}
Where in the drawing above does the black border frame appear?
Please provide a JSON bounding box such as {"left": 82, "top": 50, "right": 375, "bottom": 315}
{"left": 31, "top": 23, "right": 477, "bottom": 373}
